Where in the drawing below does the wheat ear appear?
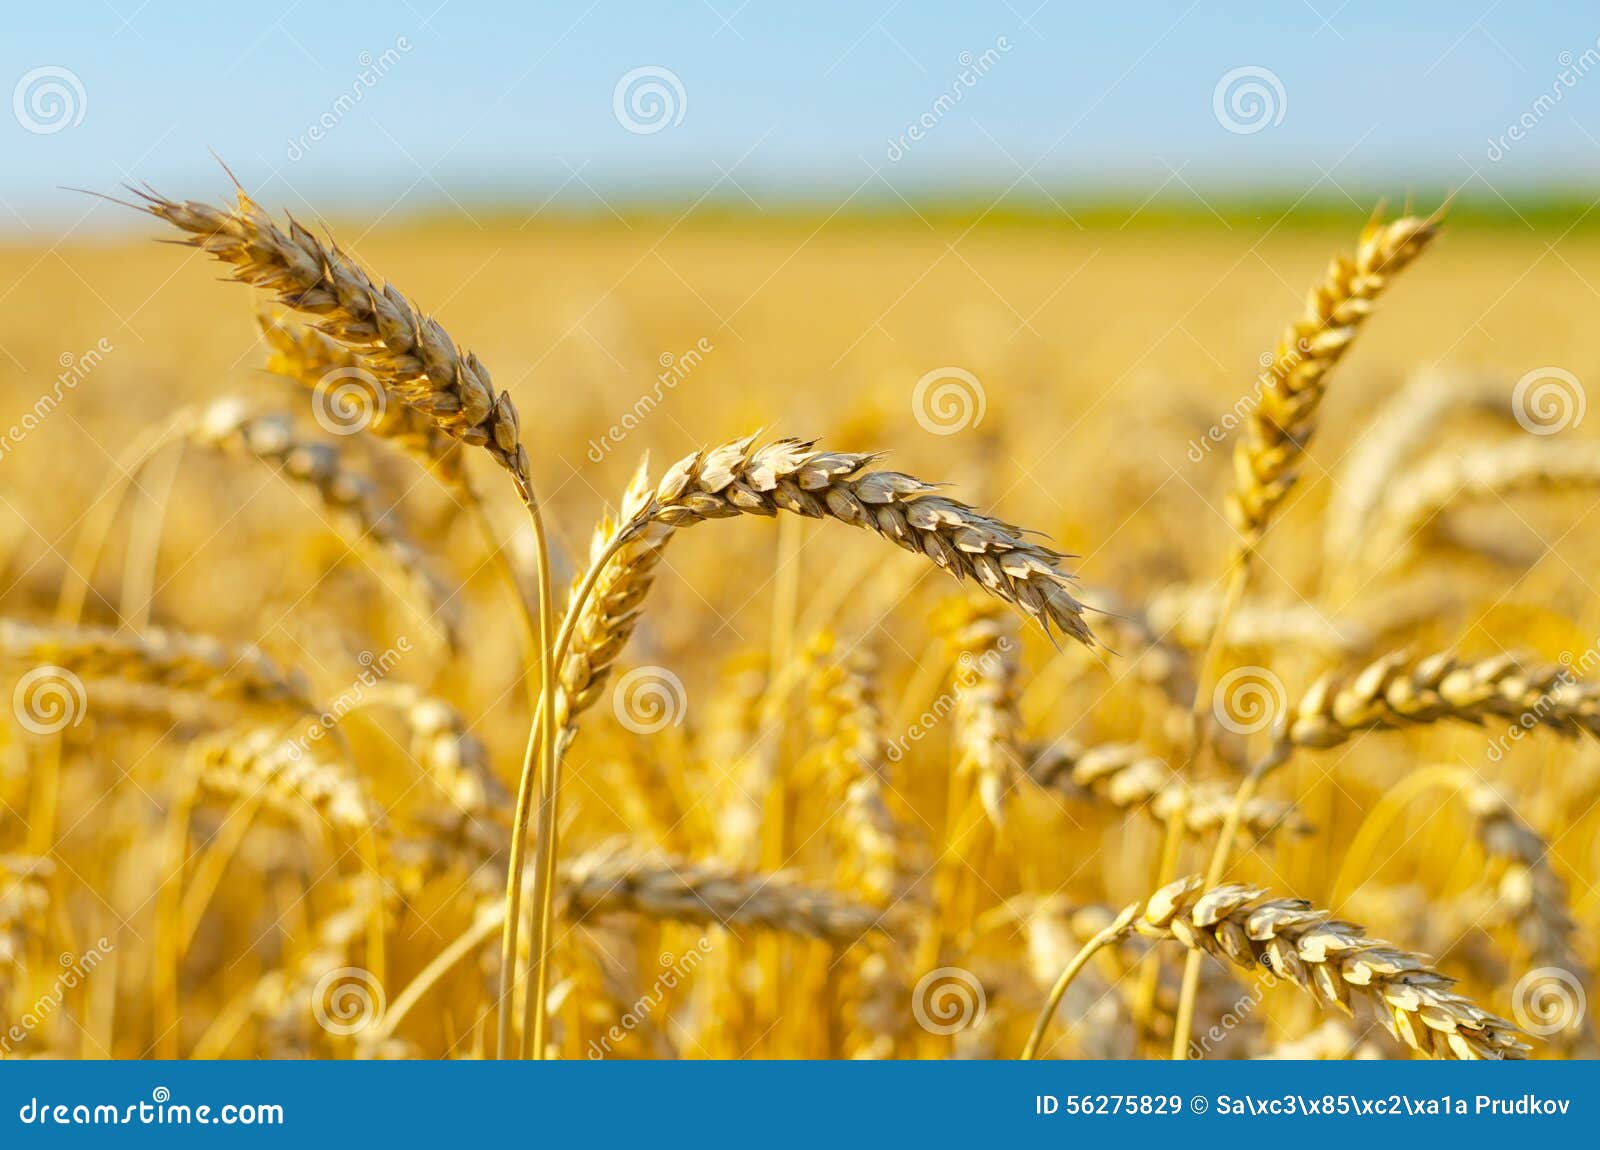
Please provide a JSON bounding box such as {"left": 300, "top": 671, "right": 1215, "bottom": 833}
{"left": 189, "top": 399, "right": 462, "bottom": 648}
{"left": 257, "top": 313, "right": 465, "bottom": 486}
{"left": 800, "top": 632, "right": 900, "bottom": 903}
{"left": 1361, "top": 439, "right": 1600, "bottom": 573}
{"left": 1289, "top": 649, "right": 1600, "bottom": 749}
{"left": 1228, "top": 213, "right": 1439, "bottom": 542}
{"left": 1024, "top": 740, "right": 1303, "bottom": 838}
{"left": 1029, "top": 877, "right": 1526, "bottom": 1060}
{"left": 1324, "top": 368, "right": 1516, "bottom": 561}
{"left": 646, "top": 435, "right": 1092, "bottom": 645}
{"left": 141, "top": 185, "right": 558, "bottom": 1059}
{"left": 139, "top": 189, "right": 530, "bottom": 490}
{"left": 561, "top": 841, "right": 894, "bottom": 944}
{"left": 938, "top": 597, "right": 1023, "bottom": 829}
{"left": 0, "top": 619, "right": 316, "bottom": 713}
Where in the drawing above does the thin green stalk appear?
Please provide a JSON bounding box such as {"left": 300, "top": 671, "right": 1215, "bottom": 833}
{"left": 1022, "top": 902, "right": 1141, "bottom": 1059}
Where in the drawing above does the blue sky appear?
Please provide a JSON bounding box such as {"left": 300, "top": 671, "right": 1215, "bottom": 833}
{"left": 4, "top": 1, "right": 1600, "bottom": 230}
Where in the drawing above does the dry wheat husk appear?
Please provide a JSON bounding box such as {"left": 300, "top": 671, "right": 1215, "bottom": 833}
{"left": 1228, "top": 215, "right": 1438, "bottom": 541}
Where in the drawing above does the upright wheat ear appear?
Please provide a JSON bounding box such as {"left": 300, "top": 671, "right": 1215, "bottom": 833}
{"left": 1228, "top": 214, "right": 1439, "bottom": 543}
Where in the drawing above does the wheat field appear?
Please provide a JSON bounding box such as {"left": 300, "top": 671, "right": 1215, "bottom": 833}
{"left": 1, "top": 190, "right": 1597, "bottom": 1060}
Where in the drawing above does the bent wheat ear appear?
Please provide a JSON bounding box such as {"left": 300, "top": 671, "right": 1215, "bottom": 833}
{"left": 1137, "top": 876, "right": 1526, "bottom": 1059}
{"left": 1289, "top": 649, "right": 1600, "bottom": 749}
{"left": 649, "top": 435, "right": 1093, "bottom": 646}
{"left": 257, "top": 313, "right": 465, "bottom": 487}
{"left": 1228, "top": 214, "right": 1439, "bottom": 542}
{"left": 0, "top": 619, "right": 315, "bottom": 713}
{"left": 139, "top": 190, "right": 530, "bottom": 494}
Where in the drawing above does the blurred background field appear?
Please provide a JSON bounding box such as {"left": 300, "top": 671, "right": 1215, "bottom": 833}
{"left": 5, "top": 3, "right": 1600, "bottom": 1061}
